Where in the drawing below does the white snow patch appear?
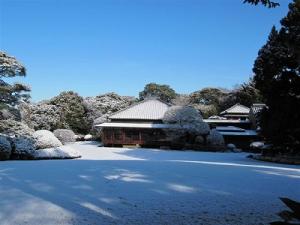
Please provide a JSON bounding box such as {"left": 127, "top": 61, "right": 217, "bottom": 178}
{"left": 167, "top": 183, "right": 197, "bottom": 193}
{"left": 250, "top": 141, "right": 265, "bottom": 148}
{"left": 33, "top": 145, "right": 81, "bottom": 159}
{"left": 0, "top": 141, "right": 299, "bottom": 225}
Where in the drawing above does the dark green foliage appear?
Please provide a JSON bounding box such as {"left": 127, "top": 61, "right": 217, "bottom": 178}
{"left": 194, "top": 104, "right": 218, "bottom": 119}
{"left": 139, "top": 83, "right": 177, "bottom": 103}
{"left": 0, "top": 52, "right": 30, "bottom": 108}
{"left": 252, "top": 0, "right": 300, "bottom": 154}
{"left": 190, "top": 85, "right": 261, "bottom": 118}
{"left": 270, "top": 198, "right": 300, "bottom": 225}
{"left": 189, "top": 88, "right": 227, "bottom": 118}
{"left": 50, "top": 91, "right": 90, "bottom": 134}
{"left": 244, "top": 0, "right": 280, "bottom": 8}
{"left": 190, "top": 88, "right": 226, "bottom": 106}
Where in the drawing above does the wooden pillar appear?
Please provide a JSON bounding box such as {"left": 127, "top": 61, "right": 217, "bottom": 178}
{"left": 139, "top": 130, "right": 142, "bottom": 144}
{"left": 122, "top": 129, "right": 126, "bottom": 143}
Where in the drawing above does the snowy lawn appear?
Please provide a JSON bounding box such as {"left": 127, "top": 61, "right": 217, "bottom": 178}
{"left": 0, "top": 142, "right": 300, "bottom": 225}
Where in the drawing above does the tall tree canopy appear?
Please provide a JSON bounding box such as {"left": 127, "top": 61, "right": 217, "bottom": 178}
{"left": 190, "top": 88, "right": 227, "bottom": 106}
{"left": 0, "top": 52, "right": 30, "bottom": 109}
{"left": 220, "top": 81, "right": 262, "bottom": 111}
{"left": 50, "top": 91, "right": 90, "bottom": 134}
{"left": 252, "top": 0, "right": 300, "bottom": 154}
{"left": 139, "top": 83, "right": 177, "bottom": 103}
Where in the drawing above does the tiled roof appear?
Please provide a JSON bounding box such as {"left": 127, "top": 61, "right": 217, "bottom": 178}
{"left": 220, "top": 103, "right": 250, "bottom": 115}
{"left": 109, "top": 99, "right": 170, "bottom": 120}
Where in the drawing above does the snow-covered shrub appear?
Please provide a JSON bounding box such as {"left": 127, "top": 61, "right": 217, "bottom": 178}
{"left": 227, "top": 143, "right": 236, "bottom": 151}
{"left": 0, "top": 135, "right": 12, "bottom": 160}
{"left": 11, "top": 136, "right": 35, "bottom": 159}
{"left": 193, "top": 104, "right": 218, "bottom": 119}
{"left": 163, "top": 106, "right": 210, "bottom": 134}
{"left": 93, "top": 115, "right": 109, "bottom": 125}
{"left": 0, "top": 107, "right": 21, "bottom": 121}
{"left": 171, "top": 94, "right": 191, "bottom": 106}
{"left": 91, "top": 114, "right": 109, "bottom": 136}
{"left": 207, "top": 129, "right": 225, "bottom": 146}
{"left": 163, "top": 106, "right": 210, "bottom": 143}
{"left": 50, "top": 91, "right": 90, "bottom": 134}
{"left": 33, "top": 130, "right": 62, "bottom": 149}
{"left": 33, "top": 146, "right": 81, "bottom": 159}
{"left": 74, "top": 134, "right": 85, "bottom": 141}
{"left": 84, "top": 134, "right": 93, "bottom": 141}
{"left": 195, "top": 135, "right": 205, "bottom": 144}
{"left": 53, "top": 129, "right": 76, "bottom": 144}
{"left": 20, "top": 102, "right": 63, "bottom": 131}
{"left": 250, "top": 141, "right": 264, "bottom": 150}
{"left": 84, "top": 92, "right": 135, "bottom": 126}
{"left": 0, "top": 119, "right": 34, "bottom": 137}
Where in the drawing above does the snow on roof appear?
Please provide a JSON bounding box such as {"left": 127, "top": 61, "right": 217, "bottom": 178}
{"left": 204, "top": 119, "right": 251, "bottom": 124}
{"left": 220, "top": 103, "right": 250, "bottom": 115}
{"left": 109, "top": 99, "right": 170, "bottom": 120}
{"left": 250, "top": 103, "right": 266, "bottom": 114}
{"left": 216, "top": 126, "right": 245, "bottom": 132}
{"left": 96, "top": 122, "right": 179, "bottom": 129}
{"left": 218, "top": 130, "right": 257, "bottom": 136}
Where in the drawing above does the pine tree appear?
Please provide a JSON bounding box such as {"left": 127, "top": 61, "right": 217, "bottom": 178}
{"left": 243, "top": 0, "right": 280, "bottom": 8}
{"left": 0, "top": 52, "right": 30, "bottom": 109}
{"left": 252, "top": 0, "right": 300, "bottom": 154}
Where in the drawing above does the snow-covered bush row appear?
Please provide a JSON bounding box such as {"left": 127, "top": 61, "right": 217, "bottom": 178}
{"left": 33, "top": 146, "right": 81, "bottom": 159}
{"left": 84, "top": 92, "right": 135, "bottom": 121}
{"left": 0, "top": 120, "right": 36, "bottom": 160}
{"left": 11, "top": 136, "right": 35, "bottom": 159}
{"left": 19, "top": 92, "right": 135, "bottom": 136}
{"left": 0, "top": 135, "right": 12, "bottom": 160}
{"left": 0, "top": 119, "right": 34, "bottom": 137}
{"left": 20, "top": 102, "right": 63, "bottom": 131}
{"left": 53, "top": 129, "right": 76, "bottom": 144}
{"left": 33, "top": 130, "right": 62, "bottom": 149}
{"left": 0, "top": 107, "right": 21, "bottom": 121}
{"left": 84, "top": 92, "right": 135, "bottom": 123}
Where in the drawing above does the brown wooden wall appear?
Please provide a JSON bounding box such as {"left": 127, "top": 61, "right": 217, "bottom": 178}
{"left": 102, "top": 128, "right": 166, "bottom": 147}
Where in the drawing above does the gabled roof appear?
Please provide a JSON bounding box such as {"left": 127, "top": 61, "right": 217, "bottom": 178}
{"left": 109, "top": 99, "right": 170, "bottom": 120}
{"left": 220, "top": 103, "right": 250, "bottom": 115}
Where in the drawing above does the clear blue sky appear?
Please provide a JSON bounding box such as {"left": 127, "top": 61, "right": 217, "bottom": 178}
{"left": 0, "top": 0, "right": 290, "bottom": 102}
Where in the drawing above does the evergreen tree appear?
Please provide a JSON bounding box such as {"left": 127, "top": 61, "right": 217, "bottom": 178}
{"left": 50, "top": 91, "right": 90, "bottom": 134}
{"left": 0, "top": 52, "right": 30, "bottom": 109}
{"left": 243, "top": 0, "right": 280, "bottom": 8}
{"left": 139, "top": 83, "right": 177, "bottom": 103}
{"left": 252, "top": 0, "right": 300, "bottom": 154}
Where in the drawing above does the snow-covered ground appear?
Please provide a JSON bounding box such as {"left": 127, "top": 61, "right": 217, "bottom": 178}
{"left": 0, "top": 142, "right": 300, "bottom": 225}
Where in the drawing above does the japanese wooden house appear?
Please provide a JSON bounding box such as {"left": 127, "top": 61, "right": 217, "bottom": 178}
{"left": 96, "top": 99, "right": 173, "bottom": 147}
{"left": 220, "top": 103, "right": 250, "bottom": 120}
